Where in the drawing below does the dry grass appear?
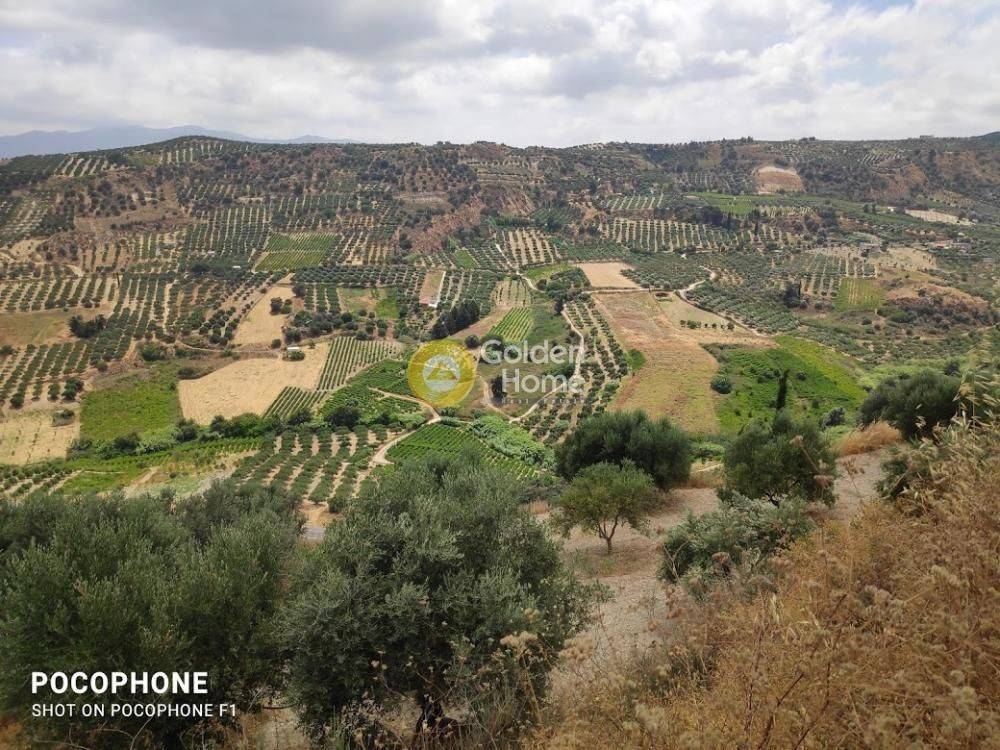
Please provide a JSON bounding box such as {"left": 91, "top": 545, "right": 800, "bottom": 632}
{"left": 531, "top": 415, "right": 999, "bottom": 749}
{"left": 177, "top": 345, "right": 328, "bottom": 423}
{"left": 576, "top": 262, "right": 640, "bottom": 289}
{"left": 834, "top": 421, "right": 901, "bottom": 455}
{"left": 596, "top": 292, "right": 719, "bottom": 433}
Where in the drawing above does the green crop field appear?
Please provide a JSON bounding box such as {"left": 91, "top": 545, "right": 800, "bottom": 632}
{"left": 708, "top": 336, "right": 866, "bottom": 433}
{"left": 256, "top": 233, "right": 336, "bottom": 269}
{"left": 835, "top": 278, "right": 883, "bottom": 311}
{"left": 386, "top": 422, "right": 538, "bottom": 477}
{"left": 489, "top": 307, "right": 533, "bottom": 341}
{"left": 694, "top": 192, "right": 757, "bottom": 216}
{"left": 80, "top": 368, "right": 182, "bottom": 443}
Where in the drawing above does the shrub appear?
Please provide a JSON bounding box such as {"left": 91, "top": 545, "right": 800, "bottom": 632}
{"left": 710, "top": 374, "right": 732, "bottom": 394}
{"left": 723, "top": 411, "right": 836, "bottom": 505}
{"left": 858, "top": 370, "right": 962, "bottom": 440}
{"left": 659, "top": 492, "right": 814, "bottom": 590}
{"left": 556, "top": 410, "right": 691, "bottom": 490}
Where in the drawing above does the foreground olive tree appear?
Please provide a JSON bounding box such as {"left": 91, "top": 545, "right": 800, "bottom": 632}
{"left": 282, "top": 454, "right": 596, "bottom": 746}
{"left": 723, "top": 411, "right": 836, "bottom": 505}
{"left": 858, "top": 369, "right": 963, "bottom": 440}
{"left": 0, "top": 482, "right": 301, "bottom": 748}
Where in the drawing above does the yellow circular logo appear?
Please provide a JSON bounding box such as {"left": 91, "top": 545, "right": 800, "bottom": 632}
{"left": 407, "top": 340, "right": 477, "bottom": 407}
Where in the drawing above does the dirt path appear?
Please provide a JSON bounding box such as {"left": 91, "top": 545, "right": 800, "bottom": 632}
{"left": 548, "top": 450, "right": 888, "bottom": 694}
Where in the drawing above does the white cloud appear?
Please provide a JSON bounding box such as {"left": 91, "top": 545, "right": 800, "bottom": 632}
{"left": 0, "top": 0, "right": 996, "bottom": 144}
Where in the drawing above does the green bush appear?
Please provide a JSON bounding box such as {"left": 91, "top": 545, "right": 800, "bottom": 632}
{"left": 659, "top": 493, "right": 814, "bottom": 589}
{"left": 281, "top": 455, "right": 595, "bottom": 742}
{"left": 556, "top": 410, "right": 691, "bottom": 490}
{"left": 858, "top": 370, "right": 962, "bottom": 440}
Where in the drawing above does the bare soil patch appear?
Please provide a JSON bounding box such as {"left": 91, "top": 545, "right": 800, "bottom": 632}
{"left": 418, "top": 269, "right": 445, "bottom": 305}
{"left": 576, "top": 262, "right": 640, "bottom": 289}
{"left": 658, "top": 292, "right": 760, "bottom": 344}
{"left": 0, "top": 406, "right": 79, "bottom": 464}
{"left": 178, "top": 344, "right": 328, "bottom": 423}
{"left": 904, "top": 208, "right": 972, "bottom": 225}
{"left": 233, "top": 284, "right": 291, "bottom": 346}
{"left": 755, "top": 164, "right": 803, "bottom": 194}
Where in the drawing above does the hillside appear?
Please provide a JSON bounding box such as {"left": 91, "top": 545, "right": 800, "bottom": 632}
{"left": 531, "top": 413, "right": 999, "bottom": 748}
{"left": 0, "top": 131, "right": 997, "bottom": 748}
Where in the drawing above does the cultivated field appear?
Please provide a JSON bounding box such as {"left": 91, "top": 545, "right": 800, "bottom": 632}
{"left": 0, "top": 407, "right": 78, "bottom": 464}
{"left": 576, "top": 262, "right": 640, "bottom": 288}
{"left": 595, "top": 292, "right": 720, "bottom": 433}
{"left": 178, "top": 345, "right": 329, "bottom": 423}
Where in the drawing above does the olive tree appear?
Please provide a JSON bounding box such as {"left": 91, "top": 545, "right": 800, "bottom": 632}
{"left": 0, "top": 482, "right": 300, "bottom": 748}
{"left": 555, "top": 410, "right": 691, "bottom": 490}
{"left": 550, "top": 461, "right": 660, "bottom": 553}
{"left": 281, "top": 454, "right": 595, "bottom": 745}
{"left": 723, "top": 411, "right": 836, "bottom": 505}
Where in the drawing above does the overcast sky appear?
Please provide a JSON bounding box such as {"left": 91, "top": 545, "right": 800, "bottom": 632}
{"left": 0, "top": 0, "right": 997, "bottom": 146}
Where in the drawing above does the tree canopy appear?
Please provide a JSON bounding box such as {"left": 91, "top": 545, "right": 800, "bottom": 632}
{"left": 723, "top": 411, "right": 836, "bottom": 505}
{"left": 555, "top": 410, "right": 691, "bottom": 490}
{"left": 281, "top": 454, "right": 595, "bottom": 743}
{"left": 550, "top": 460, "right": 660, "bottom": 553}
{"left": 858, "top": 369, "right": 962, "bottom": 440}
{"left": 0, "top": 482, "right": 300, "bottom": 747}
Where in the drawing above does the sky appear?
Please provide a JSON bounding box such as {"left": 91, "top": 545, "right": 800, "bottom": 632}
{"left": 0, "top": 0, "right": 997, "bottom": 146}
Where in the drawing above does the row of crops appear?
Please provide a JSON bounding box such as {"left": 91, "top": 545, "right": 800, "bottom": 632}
{"left": 0, "top": 275, "right": 113, "bottom": 312}
{"left": 229, "top": 424, "right": 396, "bottom": 511}
{"left": 386, "top": 422, "right": 539, "bottom": 478}
{"left": 601, "top": 218, "right": 737, "bottom": 253}
{"left": 294, "top": 265, "right": 424, "bottom": 312}
{"left": 520, "top": 296, "right": 625, "bottom": 442}
{"left": 621, "top": 252, "right": 704, "bottom": 291}
{"left": 687, "top": 283, "right": 800, "bottom": 333}
{"left": 317, "top": 337, "right": 403, "bottom": 391}
{"left": 488, "top": 307, "right": 533, "bottom": 341}
{"left": 438, "top": 269, "right": 500, "bottom": 312}
{"left": 256, "top": 233, "right": 340, "bottom": 270}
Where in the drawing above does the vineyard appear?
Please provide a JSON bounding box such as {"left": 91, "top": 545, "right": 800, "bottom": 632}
{"left": 835, "top": 278, "right": 883, "bottom": 311}
{"left": 229, "top": 424, "right": 398, "bottom": 511}
{"left": 488, "top": 307, "right": 533, "bottom": 342}
{"left": 386, "top": 422, "right": 539, "bottom": 478}
{"left": 256, "top": 233, "right": 338, "bottom": 270}
{"left": 317, "top": 337, "right": 403, "bottom": 391}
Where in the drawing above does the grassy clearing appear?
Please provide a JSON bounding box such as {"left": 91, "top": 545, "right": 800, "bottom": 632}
{"left": 708, "top": 336, "right": 866, "bottom": 433}
{"left": 375, "top": 287, "right": 399, "bottom": 318}
{"left": 835, "top": 278, "right": 882, "bottom": 311}
{"left": 338, "top": 287, "right": 397, "bottom": 317}
{"left": 454, "top": 247, "right": 478, "bottom": 269}
{"left": 523, "top": 263, "right": 571, "bottom": 282}
{"left": 80, "top": 367, "right": 182, "bottom": 442}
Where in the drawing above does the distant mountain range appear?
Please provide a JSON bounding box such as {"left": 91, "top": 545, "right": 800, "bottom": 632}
{"left": 0, "top": 125, "right": 359, "bottom": 158}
